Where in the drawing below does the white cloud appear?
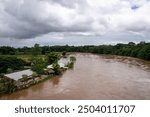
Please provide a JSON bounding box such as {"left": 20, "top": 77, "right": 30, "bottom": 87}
{"left": 0, "top": 0, "right": 150, "bottom": 46}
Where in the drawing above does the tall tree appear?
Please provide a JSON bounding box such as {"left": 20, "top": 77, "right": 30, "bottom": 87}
{"left": 47, "top": 52, "right": 59, "bottom": 64}
{"left": 32, "top": 44, "right": 41, "bottom": 55}
{"left": 31, "top": 57, "right": 46, "bottom": 74}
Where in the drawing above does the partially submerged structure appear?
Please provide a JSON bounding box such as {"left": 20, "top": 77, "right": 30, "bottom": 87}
{"left": 47, "top": 59, "right": 69, "bottom": 70}
{"left": 44, "top": 68, "right": 55, "bottom": 75}
{"left": 4, "top": 69, "right": 33, "bottom": 81}
{"left": 4, "top": 69, "right": 34, "bottom": 89}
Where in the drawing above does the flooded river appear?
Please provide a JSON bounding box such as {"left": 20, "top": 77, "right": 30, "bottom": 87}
{"left": 1, "top": 53, "right": 150, "bottom": 100}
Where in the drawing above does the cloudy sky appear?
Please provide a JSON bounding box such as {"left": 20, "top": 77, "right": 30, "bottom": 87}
{"left": 0, "top": 0, "right": 150, "bottom": 47}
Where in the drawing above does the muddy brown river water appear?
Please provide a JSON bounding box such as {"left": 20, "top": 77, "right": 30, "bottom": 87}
{"left": 1, "top": 53, "right": 150, "bottom": 100}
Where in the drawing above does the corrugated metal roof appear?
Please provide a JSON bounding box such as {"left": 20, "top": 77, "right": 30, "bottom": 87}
{"left": 5, "top": 69, "right": 33, "bottom": 81}
{"left": 47, "top": 65, "right": 53, "bottom": 69}
{"left": 58, "top": 58, "right": 69, "bottom": 65}
{"left": 47, "top": 63, "right": 66, "bottom": 69}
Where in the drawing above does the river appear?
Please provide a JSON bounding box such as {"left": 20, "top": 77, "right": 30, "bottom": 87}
{"left": 1, "top": 53, "right": 150, "bottom": 100}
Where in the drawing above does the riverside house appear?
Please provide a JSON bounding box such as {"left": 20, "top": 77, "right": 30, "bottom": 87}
{"left": 4, "top": 68, "right": 55, "bottom": 89}
{"left": 5, "top": 69, "right": 33, "bottom": 81}
{"left": 4, "top": 69, "right": 34, "bottom": 89}
{"left": 47, "top": 59, "right": 69, "bottom": 70}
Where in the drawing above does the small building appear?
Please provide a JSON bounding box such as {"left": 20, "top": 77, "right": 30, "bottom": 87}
{"left": 58, "top": 62, "right": 68, "bottom": 70}
{"left": 47, "top": 65, "right": 53, "bottom": 69}
{"left": 44, "top": 69, "right": 55, "bottom": 75}
{"left": 58, "top": 58, "right": 70, "bottom": 65}
{"left": 15, "top": 81, "right": 24, "bottom": 89}
{"left": 4, "top": 69, "right": 34, "bottom": 88}
{"left": 47, "top": 69, "right": 55, "bottom": 74}
{"left": 47, "top": 62, "right": 68, "bottom": 70}
{"left": 4, "top": 69, "right": 33, "bottom": 81}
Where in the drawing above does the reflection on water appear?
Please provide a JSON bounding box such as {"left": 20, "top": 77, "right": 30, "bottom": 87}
{"left": 51, "top": 76, "right": 60, "bottom": 86}
{"left": 1, "top": 53, "right": 150, "bottom": 100}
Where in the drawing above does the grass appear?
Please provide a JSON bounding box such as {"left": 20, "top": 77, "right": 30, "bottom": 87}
{"left": 0, "top": 52, "right": 75, "bottom": 61}
{"left": 0, "top": 55, "right": 46, "bottom": 62}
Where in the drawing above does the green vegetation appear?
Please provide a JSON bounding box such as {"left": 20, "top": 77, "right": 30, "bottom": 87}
{"left": 21, "top": 74, "right": 28, "bottom": 82}
{"left": 0, "top": 56, "right": 27, "bottom": 73}
{"left": 52, "top": 63, "right": 62, "bottom": 75}
{"left": 0, "top": 40, "right": 149, "bottom": 97}
{"left": 66, "top": 56, "right": 76, "bottom": 69}
{"left": 0, "top": 42, "right": 150, "bottom": 60}
{"left": 32, "top": 44, "right": 42, "bottom": 56}
{"left": 1, "top": 42, "right": 149, "bottom": 95}
{"left": 6, "top": 68, "right": 13, "bottom": 73}
{"left": 30, "top": 52, "right": 61, "bottom": 75}
{"left": 70, "top": 56, "right": 76, "bottom": 62}
{"left": 0, "top": 79, "right": 5, "bottom": 93}
{"left": 0, "top": 78, "right": 16, "bottom": 94}
{"left": 62, "top": 51, "right": 67, "bottom": 58}
{"left": 47, "top": 52, "right": 60, "bottom": 64}
{"left": 67, "top": 62, "right": 74, "bottom": 69}
{"left": 0, "top": 49, "right": 71, "bottom": 95}
{"left": 31, "top": 57, "right": 47, "bottom": 75}
{"left": 32, "top": 72, "right": 38, "bottom": 78}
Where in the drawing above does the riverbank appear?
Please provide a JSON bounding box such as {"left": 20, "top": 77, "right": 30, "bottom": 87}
{"left": 0, "top": 70, "right": 62, "bottom": 97}
{"left": 0, "top": 53, "right": 76, "bottom": 97}
{"left": 1, "top": 53, "right": 150, "bottom": 100}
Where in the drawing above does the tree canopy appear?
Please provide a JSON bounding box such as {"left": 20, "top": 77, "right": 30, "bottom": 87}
{"left": 0, "top": 42, "right": 150, "bottom": 60}
{"left": 47, "top": 52, "right": 60, "bottom": 64}
{"left": 31, "top": 57, "right": 46, "bottom": 74}
{"left": 0, "top": 56, "right": 27, "bottom": 73}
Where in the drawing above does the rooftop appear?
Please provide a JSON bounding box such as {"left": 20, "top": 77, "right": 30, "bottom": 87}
{"left": 5, "top": 69, "right": 33, "bottom": 81}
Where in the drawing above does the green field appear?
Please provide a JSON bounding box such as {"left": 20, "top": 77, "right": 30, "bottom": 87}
{"left": 0, "top": 55, "right": 46, "bottom": 62}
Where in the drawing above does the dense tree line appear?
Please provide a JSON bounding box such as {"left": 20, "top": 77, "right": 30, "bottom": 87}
{"left": 0, "top": 41, "right": 150, "bottom": 60}
{"left": 0, "top": 56, "right": 27, "bottom": 73}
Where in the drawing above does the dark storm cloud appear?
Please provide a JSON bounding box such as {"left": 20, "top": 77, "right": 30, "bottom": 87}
{"left": 0, "top": 0, "right": 93, "bottom": 39}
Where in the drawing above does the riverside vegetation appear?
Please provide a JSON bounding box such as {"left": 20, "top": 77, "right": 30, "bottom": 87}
{"left": 0, "top": 41, "right": 150, "bottom": 60}
{"left": 0, "top": 41, "right": 149, "bottom": 95}
{"left": 0, "top": 50, "right": 76, "bottom": 95}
